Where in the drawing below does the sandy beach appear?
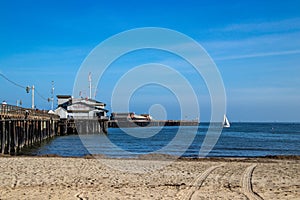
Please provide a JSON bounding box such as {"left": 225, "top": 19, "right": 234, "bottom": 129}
{"left": 0, "top": 156, "right": 299, "bottom": 200}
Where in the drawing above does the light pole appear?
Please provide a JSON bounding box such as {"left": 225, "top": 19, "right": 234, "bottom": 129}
{"left": 16, "top": 100, "right": 22, "bottom": 107}
{"left": 51, "top": 81, "right": 54, "bottom": 110}
{"left": 32, "top": 85, "right": 35, "bottom": 109}
{"left": 26, "top": 85, "right": 35, "bottom": 109}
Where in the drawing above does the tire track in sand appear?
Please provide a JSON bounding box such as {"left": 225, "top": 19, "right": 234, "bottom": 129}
{"left": 11, "top": 174, "right": 19, "bottom": 188}
{"left": 178, "top": 164, "right": 224, "bottom": 200}
{"left": 241, "top": 164, "right": 263, "bottom": 200}
{"left": 75, "top": 192, "right": 88, "bottom": 200}
{"left": 215, "top": 166, "right": 246, "bottom": 198}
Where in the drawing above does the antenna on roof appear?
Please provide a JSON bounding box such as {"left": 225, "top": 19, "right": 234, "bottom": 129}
{"left": 88, "top": 72, "right": 92, "bottom": 99}
{"left": 94, "top": 88, "right": 98, "bottom": 99}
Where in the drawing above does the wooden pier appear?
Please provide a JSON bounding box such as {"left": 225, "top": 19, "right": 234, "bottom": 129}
{"left": 0, "top": 103, "right": 197, "bottom": 155}
{"left": 0, "top": 104, "right": 61, "bottom": 155}
{"left": 0, "top": 104, "right": 108, "bottom": 155}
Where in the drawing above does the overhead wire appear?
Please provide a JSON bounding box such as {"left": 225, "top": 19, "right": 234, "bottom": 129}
{"left": 0, "top": 72, "right": 26, "bottom": 89}
{"left": 0, "top": 72, "right": 49, "bottom": 102}
{"left": 35, "top": 88, "right": 49, "bottom": 102}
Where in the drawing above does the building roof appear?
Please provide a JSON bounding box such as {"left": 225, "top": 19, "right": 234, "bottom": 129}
{"left": 56, "top": 95, "right": 72, "bottom": 99}
{"left": 72, "top": 98, "right": 106, "bottom": 106}
{"left": 68, "top": 102, "right": 109, "bottom": 112}
{"left": 56, "top": 95, "right": 108, "bottom": 113}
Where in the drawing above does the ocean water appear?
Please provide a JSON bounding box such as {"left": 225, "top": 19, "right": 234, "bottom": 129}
{"left": 34, "top": 123, "right": 300, "bottom": 158}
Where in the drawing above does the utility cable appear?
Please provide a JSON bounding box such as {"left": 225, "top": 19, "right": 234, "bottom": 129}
{"left": 0, "top": 72, "right": 49, "bottom": 102}
{"left": 35, "top": 88, "right": 49, "bottom": 102}
{"left": 0, "top": 72, "right": 26, "bottom": 89}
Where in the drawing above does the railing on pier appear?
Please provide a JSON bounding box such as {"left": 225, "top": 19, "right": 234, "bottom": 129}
{"left": 0, "top": 104, "right": 59, "bottom": 119}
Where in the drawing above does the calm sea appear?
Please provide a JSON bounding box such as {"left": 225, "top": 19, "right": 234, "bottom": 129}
{"left": 33, "top": 123, "right": 300, "bottom": 158}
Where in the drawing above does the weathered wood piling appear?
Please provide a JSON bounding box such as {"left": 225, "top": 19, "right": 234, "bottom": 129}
{"left": 58, "top": 119, "right": 108, "bottom": 135}
{"left": 0, "top": 119, "right": 58, "bottom": 155}
{"left": 0, "top": 104, "right": 60, "bottom": 155}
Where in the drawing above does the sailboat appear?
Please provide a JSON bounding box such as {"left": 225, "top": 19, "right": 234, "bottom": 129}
{"left": 223, "top": 115, "right": 230, "bottom": 128}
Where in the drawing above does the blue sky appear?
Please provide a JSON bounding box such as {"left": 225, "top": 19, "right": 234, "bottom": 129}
{"left": 0, "top": 0, "right": 300, "bottom": 122}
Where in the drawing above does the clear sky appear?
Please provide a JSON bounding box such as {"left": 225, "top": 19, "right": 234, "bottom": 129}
{"left": 0, "top": 0, "right": 300, "bottom": 122}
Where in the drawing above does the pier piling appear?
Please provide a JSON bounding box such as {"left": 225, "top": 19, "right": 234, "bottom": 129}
{"left": 0, "top": 104, "right": 61, "bottom": 155}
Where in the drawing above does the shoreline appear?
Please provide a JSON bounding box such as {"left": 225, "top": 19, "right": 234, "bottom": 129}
{"left": 2, "top": 153, "right": 300, "bottom": 161}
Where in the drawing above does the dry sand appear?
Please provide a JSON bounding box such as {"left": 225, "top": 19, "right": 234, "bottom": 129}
{"left": 0, "top": 156, "right": 299, "bottom": 199}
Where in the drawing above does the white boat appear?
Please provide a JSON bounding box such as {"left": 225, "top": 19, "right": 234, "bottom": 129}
{"left": 223, "top": 115, "right": 230, "bottom": 128}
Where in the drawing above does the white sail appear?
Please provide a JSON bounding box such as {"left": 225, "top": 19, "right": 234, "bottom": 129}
{"left": 223, "top": 115, "right": 230, "bottom": 128}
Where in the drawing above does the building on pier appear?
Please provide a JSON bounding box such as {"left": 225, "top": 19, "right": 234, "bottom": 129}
{"left": 55, "top": 95, "right": 109, "bottom": 120}
{"left": 110, "top": 112, "right": 152, "bottom": 121}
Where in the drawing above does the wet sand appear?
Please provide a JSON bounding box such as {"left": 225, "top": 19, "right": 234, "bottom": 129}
{"left": 0, "top": 156, "right": 299, "bottom": 199}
